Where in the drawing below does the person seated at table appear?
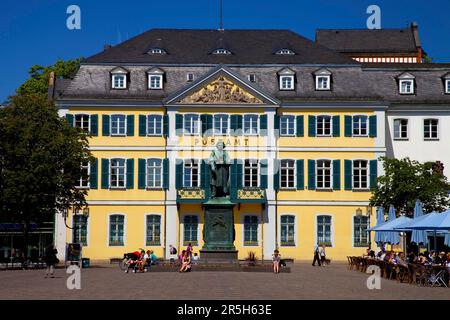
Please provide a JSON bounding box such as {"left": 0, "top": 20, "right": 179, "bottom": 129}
{"left": 395, "top": 252, "right": 408, "bottom": 267}
{"left": 417, "top": 253, "right": 428, "bottom": 264}
{"left": 434, "top": 252, "right": 445, "bottom": 265}
{"left": 407, "top": 252, "right": 416, "bottom": 264}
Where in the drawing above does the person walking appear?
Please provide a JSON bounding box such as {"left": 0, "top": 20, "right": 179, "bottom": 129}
{"left": 44, "top": 244, "right": 58, "bottom": 278}
{"left": 312, "top": 242, "right": 321, "bottom": 266}
{"left": 320, "top": 244, "right": 327, "bottom": 266}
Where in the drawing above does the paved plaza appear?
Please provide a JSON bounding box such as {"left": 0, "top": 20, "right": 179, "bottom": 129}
{"left": 0, "top": 263, "right": 448, "bottom": 300}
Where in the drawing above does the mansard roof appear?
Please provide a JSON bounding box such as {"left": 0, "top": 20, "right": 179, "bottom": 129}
{"left": 84, "top": 29, "right": 358, "bottom": 65}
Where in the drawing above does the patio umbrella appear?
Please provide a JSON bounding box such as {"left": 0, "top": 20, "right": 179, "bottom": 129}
{"left": 445, "top": 233, "right": 450, "bottom": 247}
{"left": 411, "top": 200, "right": 428, "bottom": 245}
{"left": 405, "top": 209, "right": 450, "bottom": 250}
{"left": 384, "top": 205, "right": 400, "bottom": 244}
{"left": 373, "top": 207, "right": 386, "bottom": 244}
{"left": 368, "top": 216, "right": 412, "bottom": 232}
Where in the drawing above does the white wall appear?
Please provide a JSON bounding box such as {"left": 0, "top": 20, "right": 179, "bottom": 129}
{"left": 387, "top": 109, "right": 450, "bottom": 179}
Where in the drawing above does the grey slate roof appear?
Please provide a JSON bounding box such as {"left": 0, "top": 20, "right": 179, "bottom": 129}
{"left": 84, "top": 29, "right": 358, "bottom": 65}
{"left": 316, "top": 28, "right": 420, "bottom": 53}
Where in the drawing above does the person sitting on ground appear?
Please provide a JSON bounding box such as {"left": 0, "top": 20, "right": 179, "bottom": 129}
{"left": 124, "top": 250, "right": 141, "bottom": 273}
{"left": 179, "top": 250, "right": 186, "bottom": 264}
{"left": 179, "top": 251, "right": 192, "bottom": 273}
{"left": 136, "top": 250, "right": 146, "bottom": 272}
{"left": 272, "top": 250, "right": 281, "bottom": 274}
{"left": 186, "top": 243, "right": 193, "bottom": 259}
{"left": 149, "top": 250, "right": 157, "bottom": 265}
{"left": 142, "top": 250, "right": 151, "bottom": 272}
{"left": 192, "top": 253, "right": 200, "bottom": 264}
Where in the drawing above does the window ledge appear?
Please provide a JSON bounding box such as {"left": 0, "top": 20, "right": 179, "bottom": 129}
{"left": 393, "top": 138, "right": 409, "bottom": 141}
{"left": 280, "top": 242, "right": 296, "bottom": 247}
{"left": 279, "top": 187, "right": 297, "bottom": 191}
{"left": 243, "top": 242, "right": 259, "bottom": 246}
{"left": 146, "top": 187, "right": 164, "bottom": 190}
{"left": 183, "top": 241, "right": 198, "bottom": 246}
{"left": 316, "top": 188, "right": 333, "bottom": 192}
{"left": 110, "top": 134, "right": 127, "bottom": 137}
{"left": 352, "top": 188, "right": 370, "bottom": 192}
{"left": 109, "top": 187, "right": 127, "bottom": 190}
{"left": 424, "top": 138, "right": 439, "bottom": 141}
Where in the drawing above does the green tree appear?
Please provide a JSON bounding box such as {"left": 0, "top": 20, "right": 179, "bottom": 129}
{"left": 370, "top": 157, "right": 450, "bottom": 215}
{"left": 0, "top": 95, "right": 93, "bottom": 258}
{"left": 16, "top": 58, "right": 82, "bottom": 98}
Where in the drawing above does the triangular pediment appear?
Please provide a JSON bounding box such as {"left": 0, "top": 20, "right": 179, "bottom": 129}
{"left": 164, "top": 66, "right": 279, "bottom": 105}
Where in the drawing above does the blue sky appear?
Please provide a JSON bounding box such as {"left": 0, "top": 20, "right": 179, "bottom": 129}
{"left": 1, "top": 0, "right": 449, "bottom": 102}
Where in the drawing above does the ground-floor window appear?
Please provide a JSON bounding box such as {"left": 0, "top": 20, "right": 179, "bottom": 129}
{"left": 109, "top": 215, "right": 124, "bottom": 246}
{"left": 317, "top": 215, "right": 332, "bottom": 246}
{"left": 243, "top": 216, "right": 258, "bottom": 245}
{"left": 73, "top": 215, "right": 88, "bottom": 246}
{"left": 280, "top": 215, "right": 295, "bottom": 246}
{"left": 146, "top": 215, "right": 161, "bottom": 245}
{"left": 183, "top": 215, "right": 198, "bottom": 245}
{"left": 353, "top": 216, "right": 370, "bottom": 247}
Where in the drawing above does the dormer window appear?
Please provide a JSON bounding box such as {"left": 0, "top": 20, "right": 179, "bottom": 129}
{"left": 212, "top": 48, "right": 232, "bottom": 55}
{"left": 146, "top": 67, "right": 165, "bottom": 90}
{"left": 278, "top": 68, "right": 296, "bottom": 91}
{"left": 314, "top": 68, "right": 332, "bottom": 91}
{"left": 443, "top": 73, "right": 450, "bottom": 94}
{"left": 248, "top": 74, "right": 256, "bottom": 83}
{"left": 110, "top": 67, "right": 129, "bottom": 89}
{"left": 276, "top": 49, "right": 295, "bottom": 55}
{"left": 397, "top": 73, "right": 415, "bottom": 95}
{"left": 187, "top": 73, "right": 195, "bottom": 82}
{"left": 148, "top": 48, "right": 166, "bottom": 55}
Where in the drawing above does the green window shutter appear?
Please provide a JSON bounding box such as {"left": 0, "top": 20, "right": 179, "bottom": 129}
{"left": 236, "top": 160, "right": 243, "bottom": 188}
{"left": 308, "top": 116, "right": 316, "bottom": 137}
{"left": 102, "top": 115, "right": 110, "bottom": 136}
{"left": 369, "top": 115, "right": 377, "bottom": 137}
{"left": 260, "top": 159, "right": 268, "bottom": 189}
{"left": 101, "top": 159, "right": 109, "bottom": 189}
{"left": 139, "top": 115, "right": 147, "bottom": 136}
{"left": 273, "top": 159, "right": 280, "bottom": 191}
{"left": 90, "top": 115, "right": 98, "bottom": 136}
{"left": 201, "top": 160, "right": 211, "bottom": 189}
{"left": 175, "top": 114, "right": 183, "bottom": 136}
{"left": 274, "top": 114, "right": 280, "bottom": 134}
{"left": 175, "top": 161, "right": 183, "bottom": 189}
{"left": 308, "top": 159, "right": 315, "bottom": 190}
{"left": 370, "top": 160, "right": 378, "bottom": 190}
{"left": 344, "top": 160, "right": 352, "bottom": 190}
{"left": 90, "top": 158, "right": 98, "bottom": 189}
{"left": 230, "top": 161, "right": 238, "bottom": 201}
{"left": 126, "top": 159, "right": 134, "bottom": 189}
{"left": 296, "top": 159, "right": 304, "bottom": 190}
{"left": 163, "top": 115, "right": 169, "bottom": 137}
{"left": 230, "top": 114, "right": 242, "bottom": 136}
{"left": 344, "top": 115, "right": 352, "bottom": 137}
{"left": 201, "top": 114, "right": 213, "bottom": 136}
{"left": 259, "top": 115, "right": 268, "bottom": 136}
{"left": 332, "top": 116, "right": 340, "bottom": 137}
{"left": 333, "top": 160, "right": 341, "bottom": 190}
{"left": 126, "top": 115, "right": 135, "bottom": 136}
{"left": 66, "top": 114, "right": 74, "bottom": 127}
{"left": 138, "top": 159, "right": 146, "bottom": 189}
{"left": 296, "top": 115, "right": 304, "bottom": 137}
{"left": 163, "top": 158, "right": 169, "bottom": 189}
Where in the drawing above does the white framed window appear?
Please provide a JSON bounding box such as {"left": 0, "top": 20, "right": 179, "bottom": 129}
{"left": 148, "top": 74, "right": 163, "bottom": 89}
{"left": 183, "top": 159, "right": 200, "bottom": 188}
{"left": 213, "top": 114, "right": 229, "bottom": 135}
{"left": 244, "top": 159, "right": 259, "bottom": 188}
{"left": 146, "top": 115, "right": 163, "bottom": 136}
{"left": 243, "top": 114, "right": 259, "bottom": 135}
{"left": 353, "top": 216, "right": 370, "bottom": 247}
{"left": 316, "top": 115, "right": 332, "bottom": 137}
{"left": 148, "top": 48, "right": 165, "bottom": 55}
{"left": 187, "top": 73, "right": 194, "bottom": 82}
{"left": 399, "top": 79, "right": 414, "bottom": 94}
{"left": 316, "top": 160, "right": 332, "bottom": 190}
{"left": 146, "top": 159, "right": 163, "bottom": 188}
{"left": 109, "top": 214, "right": 125, "bottom": 246}
{"left": 73, "top": 215, "right": 88, "bottom": 246}
{"left": 110, "top": 114, "right": 126, "bottom": 136}
{"left": 279, "top": 75, "right": 294, "bottom": 90}
{"left": 352, "top": 115, "right": 368, "bottom": 137}
{"left": 280, "top": 215, "right": 295, "bottom": 246}
{"left": 393, "top": 119, "right": 408, "bottom": 139}
{"left": 184, "top": 114, "right": 200, "bottom": 135}
{"left": 213, "top": 48, "right": 231, "bottom": 55}
{"left": 74, "top": 114, "right": 90, "bottom": 133}
{"left": 77, "top": 161, "right": 90, "bottom": 188}
{"left": 316, "top": 75, "right": 330, "bottom": 90}
{"left": 445, "top": 79, "right": 450, "bottom": 94}
{"left": 112, "top": 74, "right": 126, "bottom": 89}
{"left": 424, "top": 119, "right": 439, "bottom": 140}
{"left": 183, "top": 215, "right": 199, "bottom": 245}
{"left": 280, "top": 115, "right": 295, "bottom": 136}
{"left": 248, "top": 74, "right": 256, "bottom": 82}
{"left": 353, "top": 160, "right": 368, "bottom": 190}
{"left": 243, "top": 215, "right": 258, "bottom": 246}
{"left": 110, "top": 158, "right": 126, "bottom": 188}
{"left": 276, "top": 49, "right": 295, "bottom": 55}
{"left": 280, "top": 159, "right": 295, "bottom": 189}
{"left": 317, "top": 215, "right": 332, "bottom": 246}
{"left": 146, "top": 215, "right": 161, "bottom": 245}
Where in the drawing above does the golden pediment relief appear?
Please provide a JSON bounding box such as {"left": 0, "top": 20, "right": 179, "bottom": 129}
{"left": 179, "top": 76, "right": 263, "bottom": 104}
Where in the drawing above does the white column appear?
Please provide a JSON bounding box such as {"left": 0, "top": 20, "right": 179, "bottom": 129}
{"left": 165, "top": 204, "right": 179, "bottom": 258}
{"left": 263, "top": 204, "right": 276, "bottom": 260}
{"left": 54, "top": 210, "right": 67, "bottom": 262}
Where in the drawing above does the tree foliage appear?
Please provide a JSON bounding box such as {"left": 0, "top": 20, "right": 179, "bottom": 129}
{"left": 370, "top": 157, "right": 450, "bottom": 215}
{"left": 0, "top": 95, "right": 92, "bottom": 254}
{"left": 16, "top": 58, "right": 82, "bottom": 98}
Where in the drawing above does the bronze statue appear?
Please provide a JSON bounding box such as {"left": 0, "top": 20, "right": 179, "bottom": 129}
{"left": 209, "top": 140, "right": 231, "bottom": 197}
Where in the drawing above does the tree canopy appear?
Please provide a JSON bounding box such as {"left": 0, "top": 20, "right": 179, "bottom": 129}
{"left": 370, "top": 157, "right": 450, "bottom": 215}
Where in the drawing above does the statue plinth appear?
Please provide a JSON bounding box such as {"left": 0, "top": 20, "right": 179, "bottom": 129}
{"left": 201, "top": 197, "right": 238, "bottom": 263}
